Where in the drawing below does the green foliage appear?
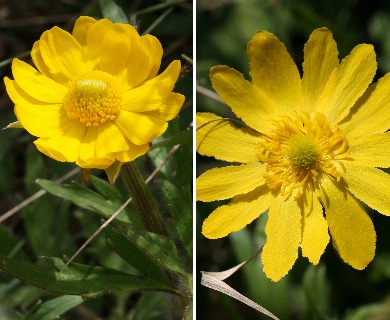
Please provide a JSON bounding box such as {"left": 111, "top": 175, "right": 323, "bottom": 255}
{"left": 0, "top": 0, "right": 192, "bottom": 318}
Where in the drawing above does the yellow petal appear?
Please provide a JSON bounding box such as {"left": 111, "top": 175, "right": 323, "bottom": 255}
{"left": 340, "top": 73, "right": 390, "bottom": 138}
{"left": 122, "top": 30, "right": 153, "bottom": 89}
{"left": 40, "top": 27, "right": 90, "bottom": 82}
{"left": 141, "top": 34, "right": 163, "bottom": 81}
{"left": 76, "top": 157, "right": 114, "bottom": 169}
{"left": 34, "top": 121, "right": 86, "bottom": 162}
{"left": 247, "top": 31, "right": 304, "bottom": 115}
{"left": 72, "top": 16, "right": 96, "bottom": 47}
{"left": 85, "top": 18, "right": 113, "bottom": 64}
{"left": 196, "top": 162, "right": 267, "bottom": 202}
{"left": 121, "top": 60, "right": 181, "bottom": 112}
{"left": 348, "top": 133, "right": 390, "bottom": 168}
{"left": 114, "top": 140, "right": 149, "bottom": 163}
{"left": 79, "top": 126, "right": 98, "bottom": 161}
{"left": 210, "top": 66, "right": 276, "bottom": 134}
{"left": 31, "top": 40, "right": 52, "bottom": 80}
{"left": 202, "top": 185, "right": 272, "bottom": 239}
{"left": 319, "top": 175, "right": 376, "bottom": 270}
{"left": 300, "top": 185, "right": 329, "bottom": 264}
{"left": 196, "top": 112, "right": 260, "bottom": 163}
{"left": 114, "top": 110, "right": 165, "bottom": 145}
{"left": 11, "top": 59, "right": 67, "bottom": 103}
{"left": 146, "top": 92, "right": 184, "bottom": 121}
{"left": 5, "top": 78, "right": 68, "bottom": 138}
{"left": 99, "top": 24, "right": 132, "bottom": 76}
{"left": 262, "top": 193, "right": 301, "bottom": 282}
{"left": 302, "top": 28, "right": 339, "bottom": 111}
{"left": 317, "top": 44, "right": 376, "bottom": 124}
{"left": 342, "top": 162, "right": 390, "bottom": 216}
{"left": 95, "top": 122, "right": 128, "bottom": 158}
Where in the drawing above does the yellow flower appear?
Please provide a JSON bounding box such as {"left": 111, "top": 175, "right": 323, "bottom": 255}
{"left": 196, "top": 28, "right": 390, "bottom": 281}
{"left": 4, "top": 16, "right": 184, "bottom": 169}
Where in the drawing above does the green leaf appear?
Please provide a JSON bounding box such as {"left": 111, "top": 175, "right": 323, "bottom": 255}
{"left": 37, "top": 179, "right": 134, "bottom": 224}
{"left": 0, "top": 257, "right": 177, "bottom": 298}
{"left": 104, "top": 227, "right": 167, "bottom": 283}
{"left": 150, "top": 129, "right": 192, "bottom": 151}
{"left": 158, "top": 179, "right": 192, "bottom": 259}
{"left": 25, "top": 295, "right": 83, "bottom": 320}
{"left": 106, "top": 228, "right": 186, "bottom": 276}
{"left": 99, "top": 0, "right": 129, "bottom": 23}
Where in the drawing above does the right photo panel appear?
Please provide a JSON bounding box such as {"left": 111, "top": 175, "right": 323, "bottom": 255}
{"left": 196, "top": 1, "right": 390, "bottom": 319}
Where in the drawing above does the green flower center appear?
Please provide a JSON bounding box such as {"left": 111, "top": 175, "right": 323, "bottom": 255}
{"left": 64, "top": 71, "right": 122, "bottom": 127}
{"left": 287, "top": 136, "right": 317, "bottom": 169}
{"left": 257, "top": 111, "right": 350, "bottom": 197}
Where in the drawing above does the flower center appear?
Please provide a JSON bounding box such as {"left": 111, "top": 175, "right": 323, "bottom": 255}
{"left": 64, "top": 71, "right": 122, "bottom": 126}
{"left": 257, "top": 111, "right": 350, "bottom": 197}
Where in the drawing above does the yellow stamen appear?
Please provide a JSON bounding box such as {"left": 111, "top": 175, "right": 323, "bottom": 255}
{"left": 257, "top": 111, "right": 350, "bottom": 197}
{"left": 64, "top": 71, "right": 122, "bottom": 127}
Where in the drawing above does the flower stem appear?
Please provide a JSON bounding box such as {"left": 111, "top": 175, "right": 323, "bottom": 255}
{"left": 121, "top": 161, "right": 168, "bottom": 236}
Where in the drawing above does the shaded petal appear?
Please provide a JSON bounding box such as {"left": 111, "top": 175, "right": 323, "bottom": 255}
{"left": 340, "top": 73, "right": 390, "bottom": 138}
{"left": 317, "top": 44, "right": 376, "bottom": 124}
{"left": 262, "top": 193, "right": 301, "bottom": 282}
{"left": 114, "top": 110, "right": 165, "bottom": 145}
{"left": 302, "top": 28, "right": 339, "bottom": 111}
{"left": 342, "top": 163, "right": 390, "bottom": 216}
{"left": 121, "top": 29, "right": 153, "bottom": 89}
{"left": 114, "top": 139, "right": 150, "bottom": 163}
{"left": 95, "top": 121, "right": 128, "bottom": 158}
{"left": 5, "top": 78, "right": 68, "bottom": 138}
{"left": 72, "top": 16, "right": 96, "bottom": 47}
{"left": 196, "top": 162, "right": 267, "bottom": 202}
{"left": 348, "top": 133, "right": 390, "bottom": 168}
{"left": 196, "top": 112, "right": 261, "bottom": 163}
{"left": 85, "top": 18, "right": 113, "bottom": 66}
{"left": 319, "top": 175, "right": 376, "bottom": 270}
{"left": 202, "top": 185, "right": 272, "bottom": 239}
{"left": 300, "top": 185, "right": 329, "bottom": 264}
{"left": 210, "top": 66, "right": 276, "bottom": 134}
{"left": 39, "top": 27, "right": 90, "bottom": 82}
{"left": 34, "top": 121, "right": 86, "bottom": 162}
{"left": 76, "top": 157, "right": 114, "bottom": 169}
{"left": 79, "top": 126, "right": 98, "bottom": 161}
{"left": 121, "top": 60, "right": 181, "bottom": 112}
{"left": 99, "top": 24, "right": 131, "bottom": 76}
{"left": 248, "top": 31, "right": 304, "bottom": 114}
{"left": 146, "top": 92, "right": 184, "bottom": 121}
{"left": 31, "top": 40, "right": 54, "bottom": 81}
{"left": 141, "top": 34, "right": 163, "bottom": 81}
{"left": 11, "top": 58, "right": 67, "bottom": 103}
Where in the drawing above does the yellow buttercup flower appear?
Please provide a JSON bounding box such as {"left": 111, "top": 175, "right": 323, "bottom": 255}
{"left": 5, "top": 16, "right": 184, "bottom": 169}
{"left": 197, "top": 28, "right": 390, "bottom": 281}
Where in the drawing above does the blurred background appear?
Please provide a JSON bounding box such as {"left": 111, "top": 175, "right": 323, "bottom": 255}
{"left": 0, "top": 0, "right": 192, "bottom": 319}
{"left": 197, "top": 0, "right": 390, "bottom": 319}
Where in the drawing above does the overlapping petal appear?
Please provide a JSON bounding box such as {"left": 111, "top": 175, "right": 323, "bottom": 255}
{"left": 197, "top": 162, "right": 267, "bottom": 202}
{"left": 317, "top": 44, "right": 376, "bottom": 124}
{"left": 146, "top": 92, "right": 185, "bottom": 121}
{"left": 196, "top": 113, "right": 261, "bottom": 163}
{"left": 202, "top": 185, "right": 272, "bottom": 239}
{"left": 340, "top": 73, "right": 390, "bottom": 138}
{"left": 72, "top": 16, "right": 96, "bottom": 47}
{"left": 302, "top": 28, "right": 339, "bottom": 111}
{"left": 11, "top": 59, "right": 67, "bottom": 103}
{"left": 320, "top": 175, "right": 376, "bottom": 270}
{"left": 210, "top": 65, "right": 276, "bottom": 134}
{"left": 96, "top": 122, "right": 129, "bottom": 158}
{"left": 300, "top": 186, "right": 329, "bottom": 264}
{"left": 85, "top": 18, "right": 113, "bottom": 64}
{"left": 142, "top": 34, "right": 163, "bottom": 81}
{"left": 262, "top": 193, "right": 301, "bottom": 282}
{"left": 248, "top": 30, "right": 304, "bottom": 114}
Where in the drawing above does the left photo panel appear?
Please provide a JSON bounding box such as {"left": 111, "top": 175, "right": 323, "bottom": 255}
{"left": 0, "top": 1, "right": 193, "bottom": 319}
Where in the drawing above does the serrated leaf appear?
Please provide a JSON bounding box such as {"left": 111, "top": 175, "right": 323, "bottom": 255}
{"left": 25, "top": 295, "right": 83, "bottom": 320}
{"left": 0, "top": 257, "right": 177, "bottom": 298}
{"left": 99, "top": 0, "right": 129, "bottom": 23}
{"left": 37, "top": 179, "right": 134, "bottom": 224}
{"left": 104, "top": 227, "right": 167, "bottom": 283}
